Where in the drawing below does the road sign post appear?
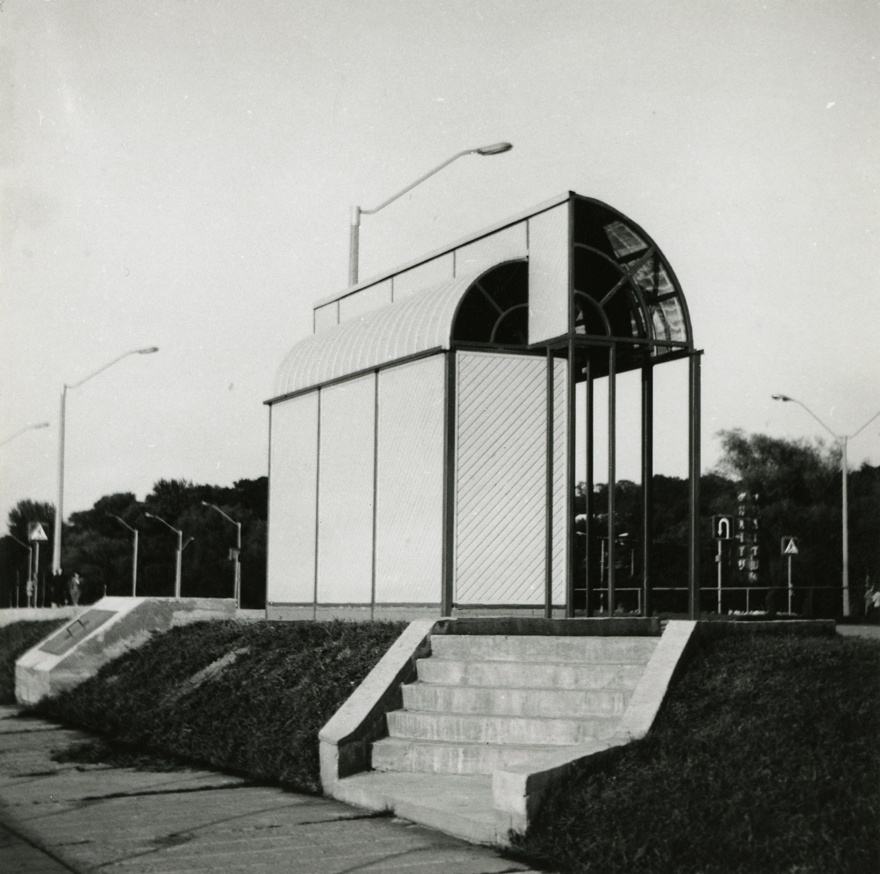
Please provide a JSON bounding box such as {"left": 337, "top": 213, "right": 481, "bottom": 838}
{"left": 781, "top": 537, "right": 798, "bottom": 613}
{"left": 712, "top": 516, "right": 734, "bottom": 613}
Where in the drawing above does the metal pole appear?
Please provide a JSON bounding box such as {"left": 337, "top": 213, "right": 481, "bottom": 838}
{"left": 53, "top": 387, "right": 67, "bottom": 574}
{"left": 787, "top": 554, "right": 793, "bottom": 614}
{"left": 841, "top": 436, "right": 850, "bottom": 616}
{"left": 234, "top": 522, "right": 241, "bottom": 607}
{"left": 607, "top": 347, "right": 616, "bottom": 615}
{"left": 175, "top": 530, "right": 182, "bottom": 599}
{"left": 688, "top": 353, "right": 702, "bottom": 620}
{"left": 717, "top": 540, "right": 723, "bottom": 614}
{"left": 641, "top": 363, "right": 653, "bottom": 617}
{"left": 349, "top": 206, "right": 361, "bottom": 286}
{"left": 132, "top": 529, "right": 139, "bottom": 597}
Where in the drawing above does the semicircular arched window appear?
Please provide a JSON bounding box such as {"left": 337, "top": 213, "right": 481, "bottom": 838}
{"left": 452, "top": 260, "right": 529, "bottom": 346}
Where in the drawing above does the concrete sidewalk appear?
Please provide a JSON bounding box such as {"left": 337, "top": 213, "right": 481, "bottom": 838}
{"left": 0, "top": 707, "right": 541, "bottom": 873}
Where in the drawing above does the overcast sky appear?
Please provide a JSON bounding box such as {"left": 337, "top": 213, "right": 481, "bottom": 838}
{"left": 1, "top": 0, "right": 878, "bottom": 530}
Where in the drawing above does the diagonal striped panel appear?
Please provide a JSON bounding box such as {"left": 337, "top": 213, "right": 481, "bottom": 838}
{"left": 552, "top": 358, "right": 569, "bottom": 604}
{"left": 454, "top": 352, "right": 548, "bottom": 604}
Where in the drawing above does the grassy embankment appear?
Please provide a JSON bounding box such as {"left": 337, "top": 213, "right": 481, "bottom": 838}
{"left": 3, "top": 619, "right": 878, "bottom": 873}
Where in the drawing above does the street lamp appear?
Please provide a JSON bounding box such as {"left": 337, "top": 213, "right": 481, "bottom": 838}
{"left": 1, "top": 421, "right": 50, "bottom": 448}
{"left": 772, "top": 394, "right": 880, "bottom": 616}
{"left": 348, "top": 141, "right": 513, "bottom": 286}
{"left": 108, "top": 514, "right": 138, "bottom": 597}
{"left": 53, "top": 347, "right": 158, "bottom": 574}
{"left": 201, "top": 501, "right": 241, "bottom": 607}
{"left": 145, "top": 512, "right": 193, "bottom": 598}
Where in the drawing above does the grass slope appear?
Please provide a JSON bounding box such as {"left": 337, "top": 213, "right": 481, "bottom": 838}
{"left": 510, "top": 632, "right": 880, "bottom": 874}
{"left": 31, "top": 619, "right": 405, "bottom": 794}
{"left": 0, "top": 620, "right": 64, "bottom": 704}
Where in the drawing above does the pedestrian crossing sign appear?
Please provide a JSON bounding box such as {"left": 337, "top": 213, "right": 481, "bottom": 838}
{"left": 781, "top": 536, "right": 799, "bottom": 556}
{"left": 28, "top": 522, "right": 48, "bottom": 542}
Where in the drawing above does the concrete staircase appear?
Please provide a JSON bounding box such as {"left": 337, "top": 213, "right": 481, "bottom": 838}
{"left": 372, "top": 634, "right": 657, "bottom": 776}
{"left": 326, "top": 622, "right": 679, "bottom": 844}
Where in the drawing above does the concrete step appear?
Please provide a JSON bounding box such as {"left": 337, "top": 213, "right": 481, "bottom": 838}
{"left": 387, "top": 709, "right": 619, "bottom": 745}
{"left": 331, "top": 771, "right": 501, "bottom": 845}
{"left": 430, "top": 634, "right": 659, "bottom": 664}
{"left": 417, "top": 656, "right": 645, "bottom": 690}
{"left": 402, "top": 681, "right": 628, "bottom": 717}
{"left": 372, "top": 736, "right": 561, "bottom": 775}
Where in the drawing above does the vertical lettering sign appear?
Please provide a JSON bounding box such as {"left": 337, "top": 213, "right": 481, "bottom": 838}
{"left": 736, "top": 493, "right": 761, "bottom": 584}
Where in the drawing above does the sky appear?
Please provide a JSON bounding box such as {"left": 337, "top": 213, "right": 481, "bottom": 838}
{"left": 1, "top": 0, "right": 878, "bottom": 531}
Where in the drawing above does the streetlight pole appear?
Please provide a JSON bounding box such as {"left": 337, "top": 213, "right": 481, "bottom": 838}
{"left": 53, "top": 347, "right": 159, "bottom": 575}
{"left": 772, "top": 395, "right": 880, "bottom": 616}
{"left": 109, "top": 514, "right": 138, "bottom": 596}
{"left": 0, "top": 421, "right": 50, "bottom": 448}
{"left": 201, "top": 502, "right": 241, "bottom": 607}
{"left": 145, "top": 512, "right": 192, "bottom": 598}
{"left": 348, "top": 141, "right": 512, "bottom": 286}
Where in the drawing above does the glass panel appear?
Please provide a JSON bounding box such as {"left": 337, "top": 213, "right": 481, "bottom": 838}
{"left": 604, "top": 220, "right": 648, "bottom": 259}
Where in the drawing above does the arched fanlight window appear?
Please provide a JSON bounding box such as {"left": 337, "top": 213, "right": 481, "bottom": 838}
{"left": 451, "top": 261, "right": 528, "bottom": 346}
{"left": 573, "top": 199, "right": 691, "bottom": 358}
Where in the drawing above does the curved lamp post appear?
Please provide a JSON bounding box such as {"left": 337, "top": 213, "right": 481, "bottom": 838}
{"left": 772, "top": 394, "right": 880, "bottom": 616}
{"left": 348, "top": 141, "right": 513, "bottom": 286}
{"left": 145, "top": 512, "right": 193, "bottom": 598}
{"left": 201, "top": 501, "right": 241, "bottom": 607}
{"left": 1, "top": 421, "right": 49, "bottom": 448}
{"left": 109, "top": 514, "right": 139, "bottom": 596}
{"left": 53, "top": 347, "right": 159, "bottom": 574}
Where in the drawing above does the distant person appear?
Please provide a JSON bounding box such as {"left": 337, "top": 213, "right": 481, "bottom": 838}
{"left": 68, "top": 572, "right": 82, "bottom": 606}
{"left": 865, "top": 583, "right": 878, "bottom": 622}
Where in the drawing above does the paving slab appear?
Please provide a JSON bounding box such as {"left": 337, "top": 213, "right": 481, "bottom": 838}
{"left": 0, "top": 707, "right": 541, "bottom": 873}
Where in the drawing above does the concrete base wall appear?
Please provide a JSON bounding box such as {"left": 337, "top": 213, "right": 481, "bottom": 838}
{"left": 15, "top": 596, "right": 235, "bottom": 705}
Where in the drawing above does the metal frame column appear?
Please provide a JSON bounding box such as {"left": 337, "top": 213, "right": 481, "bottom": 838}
{"left": 688, "top": 352, "right": 702, "bottom": 619}
{"left": 607, "top": 346, "right": 617, "bottom": 616}
{"left": 641, "top": 363, "right": 654, "bottom": 616}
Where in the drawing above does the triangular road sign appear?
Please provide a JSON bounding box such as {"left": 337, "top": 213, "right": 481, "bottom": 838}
{"left": 782, "top": 536, "right": 799, "bottom": 556}
{"left": 28, "top": 522, "right": 48, "bottom": 542}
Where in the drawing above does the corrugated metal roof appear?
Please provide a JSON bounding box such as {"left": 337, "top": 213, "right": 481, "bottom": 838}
{"left": 272, "top": 270, "right": 480, "bottom": 400}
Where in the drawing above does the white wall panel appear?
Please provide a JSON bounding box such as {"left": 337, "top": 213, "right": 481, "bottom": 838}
{"left": 392, "top": 253, "right": 454, "bottom": 300}
{"left": 455, "top": 352, "right": 547, "bottom": 605}
{"left": 267, "top": 392, "right": 319, "bottom": 604}
{"left": 313, "top": 302, "right": 339, "bottom": 333}
{"left": 375, "top": 355, "right": 445, "bottom": 603}
{"left": 528, "top": 203, "right": 570, "bottom": 345}
{"left": 339, "top": 279, "right": 393, "bottom": 323}
{"left": 317, "top": 376, "right": 375, "bottom": 603}
{"left": 454, "top": 225, "right": 528, "bottom": 278}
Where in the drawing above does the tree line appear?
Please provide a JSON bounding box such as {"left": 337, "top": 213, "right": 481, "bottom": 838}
{"left": 0, "top": 478, "right": 267, "bottom": 609}
{"left": 1, "top": 431, "right": 877, "bottom": 616}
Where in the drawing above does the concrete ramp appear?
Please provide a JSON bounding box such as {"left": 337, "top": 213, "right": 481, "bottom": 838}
{"left": 15, "top": 596, "right": 235, "bottom": 706}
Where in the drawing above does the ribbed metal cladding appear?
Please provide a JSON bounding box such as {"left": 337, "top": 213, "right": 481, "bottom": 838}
{"left": 273, "top": 271, "right": 481, "bottom": 397}
{"left": 454, "top": 352, "right": 548, "bottom": 604}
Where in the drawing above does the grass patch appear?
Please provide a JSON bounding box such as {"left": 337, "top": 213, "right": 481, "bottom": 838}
{"left": 0, "top": 620, "right": 65, "bottom": 704}
{"left": 509, "top": 632, "right": 880, "bottom": 874}
{"left": 33, "top": 619, "right": 405, "bottom": 793}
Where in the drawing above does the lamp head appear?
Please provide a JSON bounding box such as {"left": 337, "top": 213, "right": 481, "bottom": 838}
{"left": 772, "top": 394, "right": 792, "bottom": 402}
{"left": 138, "top": 346, "right": 159, "bottom": 354}
{"left": 475, "top": 142, "right": 513, "bottom": 156}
